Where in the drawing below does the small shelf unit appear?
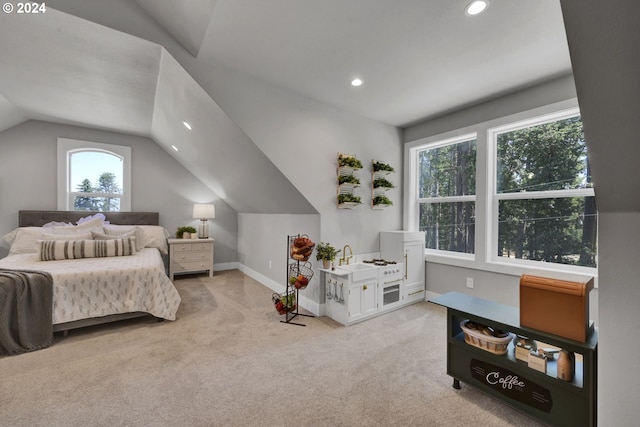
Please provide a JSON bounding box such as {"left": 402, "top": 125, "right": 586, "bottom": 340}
{"left": 337, "top": 153, "right": 363, "bottom": 209}
{"left": 430, "top": 292, "right": 597, "bottom": 427}
{"left": 371, "top": 160, "right": 395, "bottom": 209}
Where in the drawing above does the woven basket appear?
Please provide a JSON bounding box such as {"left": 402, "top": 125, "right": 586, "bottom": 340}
{"left": 460, "top": 320, "right": 513, "bottom": 355}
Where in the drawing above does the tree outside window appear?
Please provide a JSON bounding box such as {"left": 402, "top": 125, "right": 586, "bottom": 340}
{"left": 70, "top": 150, "right": 123, "bottom": 212}
{"left": 494, "top": 115, "right": 597, "bottom": 268}
{"left": 418, "top": 137, "right": 477, "bottom": 254}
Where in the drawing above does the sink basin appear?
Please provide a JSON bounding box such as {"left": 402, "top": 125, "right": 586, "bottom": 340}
{"left": 336, "top": 263, "right": 378, "bottom": 282}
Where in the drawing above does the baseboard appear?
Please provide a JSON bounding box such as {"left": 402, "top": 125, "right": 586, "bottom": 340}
{"left": 214, "top": 262, "right": 240, "bottom": 272}
{"left": 424, "top": 290, "right": 441, "bottom": 302}
{"left": 238, "top": 264, "right": 320, "bottom": 316}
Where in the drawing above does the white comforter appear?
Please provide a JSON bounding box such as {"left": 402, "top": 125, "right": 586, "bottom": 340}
{"left": 0, "top": 248, "right": 181, "bottom": 324}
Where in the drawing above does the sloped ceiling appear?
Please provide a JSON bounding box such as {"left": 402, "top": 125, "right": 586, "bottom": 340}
{"left": 0, "top": 1, "right": 573, "bottom": 214}
{"left": 0, "top": 7, "right": 316, "bottom": 214}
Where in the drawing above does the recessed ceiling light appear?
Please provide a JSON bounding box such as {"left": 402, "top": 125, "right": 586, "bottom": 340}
{"left": 171, "top": 145, "right": 179, "bottom": 152}
{"left": 465, "top": 0, "right": 489, "bottom": 16}
{"left": 351, "top": 78, "right": 363, "bottom": 87}
{"left": 183, "top": 121, "right": 192, "bottom": 130}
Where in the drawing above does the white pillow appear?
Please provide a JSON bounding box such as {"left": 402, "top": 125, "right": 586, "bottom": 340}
{"left": 50, "top": 217, "right": 104, "bottom": 234}
{"left": 41, "top": 232, "right": 93, "bottom": 241}
{"left": 137, "top": 225, "right": 170, "bottom": 254}
{"left": 102, "top": 225, "right": 146, "bottom": 251}
{"left": 92, "top": 229, "right": 141, "bottom": 251}
{"left": 5, "top": 227, "right": 43, "bottom": 255}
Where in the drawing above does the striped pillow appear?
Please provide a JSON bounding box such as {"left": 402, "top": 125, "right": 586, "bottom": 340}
{"left": 38, "top": 237, "right": 137, "bottom": 261}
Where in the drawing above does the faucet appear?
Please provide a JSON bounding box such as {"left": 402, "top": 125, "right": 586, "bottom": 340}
{"left": 339, "top": 244, "right": 354, "bottom": 265}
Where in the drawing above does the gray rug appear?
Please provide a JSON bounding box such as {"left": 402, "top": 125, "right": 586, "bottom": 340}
{"left": 0, "top": 270, "right": 545, "bottom": 426}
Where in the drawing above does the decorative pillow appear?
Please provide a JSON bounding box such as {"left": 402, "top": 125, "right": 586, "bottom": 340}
{"left": 41, "top": 232, "right": 93, "bottom": 241}
{"left": 5, "top": 227, "right": 44, "bottom": 256}
{"left": 38, "top": 237, "right": 137, "bottom": 261}
{"left": 92, "top": 229, "right": 141, "bottom": 252}
{"left": 101, "top": 225, "right": 146, "bottom": 252}
{"left": 50, "top": 217, "right": 104, "bottom": 234}
{"left": 42, "top": 221, "right": 73, "bottom": 228}
{"left": 137, "top": 225, "right": 170, "bottom": 254}
{"left": 77, "top": 213, "right": 109, "bottom": 225}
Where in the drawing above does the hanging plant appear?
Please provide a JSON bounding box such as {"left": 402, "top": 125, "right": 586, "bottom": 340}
{"left": 338, "top": 174, "right": 361, "bottom": 185}
{"left": 373, "top": 195, "right": 393, "bottom": 206}
{"left": 373, "top": 161, "right": 394, "bottom": 172}
{"left": 338, "top": 154, "right": 363, "bottom": 169}
{"left": 338, "top": 194, "right": 362, "bottom": 204}
{"left": 373, "top": 177, "right": 395, "bottom": 188}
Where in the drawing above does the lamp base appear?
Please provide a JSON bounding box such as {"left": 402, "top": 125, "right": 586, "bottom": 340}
{"left": 198, "top": 219, "right": 209, "bottom": 239}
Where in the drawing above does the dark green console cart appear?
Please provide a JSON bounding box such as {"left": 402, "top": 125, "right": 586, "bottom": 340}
{"left": 431, "top": 292, "right": 597, "bottom": 427}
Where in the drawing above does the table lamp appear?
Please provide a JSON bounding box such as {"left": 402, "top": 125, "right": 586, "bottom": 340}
{"left": 192, "top": 203, "right": 215, "bottom": 239}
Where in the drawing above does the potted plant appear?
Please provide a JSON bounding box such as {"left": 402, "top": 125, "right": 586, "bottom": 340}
{"left": 176, "top": 226, "right": 197, "bottom": 239}
{"left": 315, "top": 242, "right": 341, "bottom": 269}
{"left": 373, "top": 195, "right": 393, "bottom": 207}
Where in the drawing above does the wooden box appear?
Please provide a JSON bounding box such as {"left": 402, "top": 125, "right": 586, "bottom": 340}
{"left": 520, "top": 272, "right": 594, "bottom": 343}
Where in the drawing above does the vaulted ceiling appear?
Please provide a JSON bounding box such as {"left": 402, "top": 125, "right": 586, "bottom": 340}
{"left": 0, "top": 0, "right": 572, "bottom": 213}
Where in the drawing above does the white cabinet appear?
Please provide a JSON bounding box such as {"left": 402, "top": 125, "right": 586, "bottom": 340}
{"left": 348, "top": 280, "right": 377, "bottom": 322}
{"left": 323, "top": 271, "right": 377, "bottom": 325}
{"left": 380, "top": 231, "right": 425, "bottom": 304}
{"left": 403, "top": 241, "right": 425, "bottom": 303}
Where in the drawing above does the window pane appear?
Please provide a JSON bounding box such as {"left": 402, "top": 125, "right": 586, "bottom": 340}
{"left": 71, "top": 151, "right": 123, "bottom": 194}
{"left": 420, "top": 202, "right": 475, "bottom": 254}
{"left": 73, "top": 196, "right": 121, "bottom": 212}
{"left": 419, "top": 139, "right": 476, "bottom": 198}
{"left": 498, "top": 197, "right": 597, "bottom": 268}
{"left": 496, "top": 116, "right": 592, "bottom": 193}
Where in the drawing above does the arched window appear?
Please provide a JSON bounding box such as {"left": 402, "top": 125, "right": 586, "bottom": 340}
{"left": 57, "top": 138, "right": 131, "bottom": 211}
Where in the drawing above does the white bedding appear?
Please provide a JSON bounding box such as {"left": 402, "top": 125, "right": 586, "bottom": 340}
{"left": 0, "top": 248, "right": 181, "bottom": 325}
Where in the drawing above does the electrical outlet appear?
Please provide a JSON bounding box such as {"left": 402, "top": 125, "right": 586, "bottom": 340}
{"left": 466, "top": 277, "right": 474, "bottom": 289}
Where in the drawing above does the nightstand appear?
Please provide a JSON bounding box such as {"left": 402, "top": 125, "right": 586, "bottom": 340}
{"left": 168, "top": 238, "right": 214, "bottom": 280}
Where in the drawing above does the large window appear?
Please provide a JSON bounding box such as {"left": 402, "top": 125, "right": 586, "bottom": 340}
{"left": 491, "top": 112, "right": 596, "bottom": 268}
{"left": 407, "top": 104, "right": 597, "bottom": 275}
{"left": 417, "top": 136, "right": 476, "bottom": 254}
{"left": 57, "top": 138, "right": 131, "bottom": 211}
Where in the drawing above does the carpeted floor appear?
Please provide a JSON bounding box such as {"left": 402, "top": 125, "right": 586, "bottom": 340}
{"left": 0, "top": 270, "right": 546, "bottom": 426}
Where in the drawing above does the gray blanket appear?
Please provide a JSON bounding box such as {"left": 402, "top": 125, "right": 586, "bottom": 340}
{"left": 0, "top": 269, "right": 53, "bottom": 356}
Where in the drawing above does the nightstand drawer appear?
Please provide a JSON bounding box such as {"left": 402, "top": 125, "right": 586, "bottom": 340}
{"left": 174, "top": 251, "right": 213, "bottom": 262}
{"left": 174, "top": 260, "right": 212, "bottom": 272}
{"left": 172, "top": 242, "right": 212, "bottom": 252}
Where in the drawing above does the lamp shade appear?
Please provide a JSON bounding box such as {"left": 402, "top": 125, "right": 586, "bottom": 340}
{"left": 193, "top": 203, "right": 215, "bottom": 219}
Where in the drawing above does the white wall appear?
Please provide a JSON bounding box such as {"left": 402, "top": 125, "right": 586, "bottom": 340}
{"left": 0, "top": 120, "right": 237, "bottom": 263}
{"left": 203, "top": 61, "right": 403, "bottom": 256}
{"left": 238, "top": 213, "right": 321, "bottom": 313}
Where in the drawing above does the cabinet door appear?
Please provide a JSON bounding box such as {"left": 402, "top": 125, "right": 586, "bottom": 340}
{"left": 348, "top": 281, "right": 377, "bottom": 321}
{"left": 404, "top": 241, "right": 425, "bottom": 288}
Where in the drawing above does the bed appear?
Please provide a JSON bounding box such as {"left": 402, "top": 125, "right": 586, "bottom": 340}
{"left": 0, "top": 210, "right": 181, "bottom": 333}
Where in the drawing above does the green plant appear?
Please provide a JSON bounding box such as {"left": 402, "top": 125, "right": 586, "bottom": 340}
{"left": 338, "top": 154, "right": 363, "bottom": 169}
{"left": 373, "top": 161, "right": 394, "bottom": 172}
{"left": 373, "top": 177, "right": 395, "bottom": 188}
{"left": 337, "top": 194, "right": 361, "bottom": 204}
{"left": 338, "top": 174, "right": 361, "bottom": 185}
{"left": 176, "top": 226, "right": 197, "bottom": 238}
{"left": 315, "top": 242, "right": 341, "bottom": 261}
{"left": 373, "top": 195, "right": 393, "bottom": 206}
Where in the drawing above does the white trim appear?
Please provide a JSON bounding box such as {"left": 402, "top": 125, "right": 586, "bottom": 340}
{"left": 404, "top": 98, "right": 598, "bottom": 279}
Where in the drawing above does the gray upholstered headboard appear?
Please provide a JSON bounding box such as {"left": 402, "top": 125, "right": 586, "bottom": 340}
{"left": 18, "top": 210, "right": 160, "bottom": 227}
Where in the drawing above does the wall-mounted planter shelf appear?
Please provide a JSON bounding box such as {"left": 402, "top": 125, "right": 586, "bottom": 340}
{"left": 337, "top": 153, "right": 362, "bottom": 209}
{"left": 371, "top": 160, "right": 395, "bottom": 209}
